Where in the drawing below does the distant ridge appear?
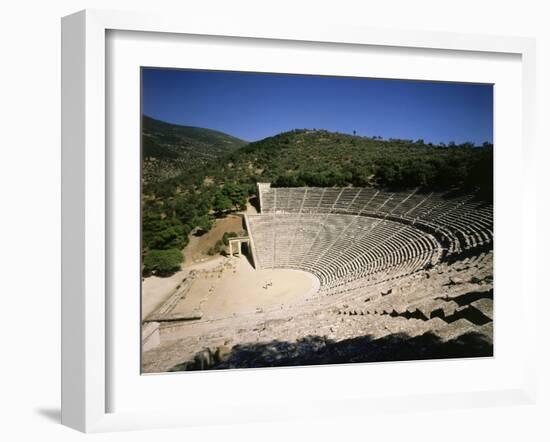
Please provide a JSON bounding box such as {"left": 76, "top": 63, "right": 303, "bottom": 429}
{"left": 142, "top": 115, "right": 248, "bottom": 183}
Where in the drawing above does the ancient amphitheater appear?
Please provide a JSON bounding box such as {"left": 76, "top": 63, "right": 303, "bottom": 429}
{"left": 142, "top": 183, "right": 494, "bottom": 373}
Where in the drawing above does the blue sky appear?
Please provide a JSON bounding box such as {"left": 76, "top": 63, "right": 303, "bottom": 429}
{"left": 142, "top": 68, "right": 493, "bottom": 145}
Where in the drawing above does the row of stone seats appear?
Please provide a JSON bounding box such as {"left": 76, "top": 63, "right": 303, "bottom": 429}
{"left": 259, "top": 185, "right": 492, "bottom": 254}
{"left": 247, "top": 212, "right": 441, "bottom": 292}
{"left": 337, "top": 291, "right": 493, "bottom": 329}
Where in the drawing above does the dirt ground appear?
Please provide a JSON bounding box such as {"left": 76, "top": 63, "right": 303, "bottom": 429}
{"left": 142, "top": 214, "right": 246, "bottom": 320}
{"left": 142, "top": 254, "right": 319, "bottom": 327}
{"left": 182, "top": 214, "right": 244, "bottom": 267}
{"left": 179, "top": 257, "right": 319, "bottom": 322}
{"left": 141, "top": 271, "right": 187, "bottom": 319}
{"left": 141, "top": 257, "right": 226, "bottom": 320}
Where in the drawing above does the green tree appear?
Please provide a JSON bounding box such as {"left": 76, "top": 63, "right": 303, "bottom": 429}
{"left": 194, "top": 214, "right": 213, "bottom": 233}
{"left": 143, "top": 248, "right": 183, "bottom": 276}
{"left": 142, "top": 216, "right": 189, "bottom": 251}
{"left": 213, "top": 191, "right": 233, "bottom": 213}
{"left": 223, "top": 182, "right": 248, "bottom": 209}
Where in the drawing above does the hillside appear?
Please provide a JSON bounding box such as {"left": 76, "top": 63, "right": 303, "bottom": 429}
{"left": 145, "top": 128, "right": 493, "bottom": 199}
{"left": 142, "top": 116, "right": 248, "bottom": 183}
{"left": 219, "top": 129, "right": 493, "bottom": 192}
{"left": 141, "top": 125, "right": 493, "bottom": 276}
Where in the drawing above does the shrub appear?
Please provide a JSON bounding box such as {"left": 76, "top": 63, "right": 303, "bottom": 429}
{"left": 207, "top": 239, "right": 225, "bottom": 256}
{"left": 222, "top": 231, "right": 239, "bottom": 246}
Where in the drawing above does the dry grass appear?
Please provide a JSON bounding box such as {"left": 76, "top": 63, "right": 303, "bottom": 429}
{"left": 182, "top": 214, "right": 244, "bottom": 266}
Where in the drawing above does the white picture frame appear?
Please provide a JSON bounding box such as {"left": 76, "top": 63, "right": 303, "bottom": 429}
{"left": 61, "top": 9, "right": 537, "bottom": 433}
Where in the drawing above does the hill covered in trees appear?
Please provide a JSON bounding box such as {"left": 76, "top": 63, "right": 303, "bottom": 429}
{"left": 142, "top": 121, "right": 493, "bottom": 275}
{"left": 219, "top": 129, "right": 492, "bottom": 192}
{"left": 142, "top": 116, "right": 248, "bottom": 183}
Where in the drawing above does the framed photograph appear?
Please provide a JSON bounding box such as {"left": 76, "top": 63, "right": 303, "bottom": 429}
{"left": 140, "top": 68, "right": 496, "bottom": 375}
{"left": 61, "top": 9, "right": 537, "bottom": 432}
